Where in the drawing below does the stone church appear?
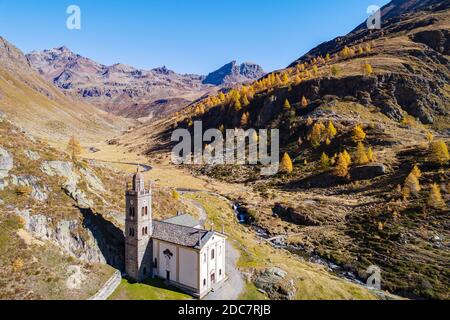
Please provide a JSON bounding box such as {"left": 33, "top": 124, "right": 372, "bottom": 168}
{"left": 125, "top": 169, "right": 227, "bottom": 299}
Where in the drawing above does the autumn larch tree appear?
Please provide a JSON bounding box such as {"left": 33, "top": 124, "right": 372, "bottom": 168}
{"left": 342, "top": 149, "right": 352, "bottom": 166}
{"left": 352, "top": 124, "right": 366, "bottom": 143}
{"left": 429, "top": 140, "right": 450, "bottom": 165}
{"left": 334, "top": 152, "right": 349, "bottom": 178}
{"left": 331, "top": 65, "right": 340, "bottom": 77}
{"left": 283, "top": 99, "right": 292, "bottom": 111}
{"left": 280, "top": 152, "right": 293, "bottom": 174}
{"left": 301, "top": 96, "right": 309, "bottom": 108}
{"left": 363, "top": 61, "right": 374, "bottom": 76}
{"left": 67, "top": 135, "right": 82, "bottom": 162}
{"left": 326, "top": 121, "right": 337, "bottom": 139}
{"left": 309, "top": 122, "right": 325, "bottom": 148}
{"left": 320, "top": 152, "right": 331, "bottom": 170}
{"left": 428, "top": 183, "right": 446, "bottom": 209}
{"left": 354, "top": 142, "right": 369, "bottom": 165}
{"left": 402, "top": 171, "right": 421, "bottom": 200}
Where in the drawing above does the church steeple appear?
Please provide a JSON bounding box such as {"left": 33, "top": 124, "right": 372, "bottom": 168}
{"left": 125, "top": 168, "right": 153, "bottom": 282}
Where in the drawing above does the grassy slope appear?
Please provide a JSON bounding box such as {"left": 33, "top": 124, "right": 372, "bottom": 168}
{"left": 109, "top": 278, "right": 191, "bottom": 300}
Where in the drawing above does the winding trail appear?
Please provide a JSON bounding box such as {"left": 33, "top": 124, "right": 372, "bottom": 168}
{"left": 83, "top": 158, "right": 152, "bottom": 172}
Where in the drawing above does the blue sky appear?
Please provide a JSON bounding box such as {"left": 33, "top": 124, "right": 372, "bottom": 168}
{"left": 0, "top": 0, "right": 390, "bottom": 74}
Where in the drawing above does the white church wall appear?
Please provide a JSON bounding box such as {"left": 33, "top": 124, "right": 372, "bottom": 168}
{"left": 179, "top": 248, "right": 199, "bottom": 290}
{"left": 158, "top": 241, "right": 177, "bottom": 281}
{"left": 199, "top": 234, "right": 227, "bottom": 295}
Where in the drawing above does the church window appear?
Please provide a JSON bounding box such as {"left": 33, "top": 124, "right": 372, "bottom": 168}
{"left": 130, "top": 207, "right": 135, "bottom": 217}
{"left": 154, "top": 258, "right": 157, "bottom": 268}
{"left": 145, "top": 227, "right": 148, "bottom": 235}
{"left": 211, "top": 249, "right": 215, "bottom": 260}
{"left": 219, "top": 269, "right": 222, "bottom": 276}
{"left": 203, "top": 279, "right": 206, "bottom": 287}
{"left": 141, "top": 207, "right": 145, "bottom": 216}
{"left": 145, "top": 207, "right": 148, "bottom": 215}
{"left": 204, "top": 253, "right": 206, "bottom": 263}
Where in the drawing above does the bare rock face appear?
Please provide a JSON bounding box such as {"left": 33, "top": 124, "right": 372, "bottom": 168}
{"left": 10, "top": 175, "right": 50, "bottom": 202}
{"left": 40, "top": 161, "right": 93, "bottom": 208}
{"left": 14, "top": 208, "right": 107, "bottom": 264}
{"left": 24, "top": 149, "right": 41, "bottom": 161}
{"left": 0, "top": 147, "right": 13, "bottom": 179}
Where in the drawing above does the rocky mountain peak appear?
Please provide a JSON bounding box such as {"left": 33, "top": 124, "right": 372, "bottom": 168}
{"left": 202, "top": 61, "right": 265, "bottom": 86}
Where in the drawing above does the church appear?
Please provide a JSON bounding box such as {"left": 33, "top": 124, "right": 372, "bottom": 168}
{"left": 124, "top": 169, "right": 227, "bottom": 299}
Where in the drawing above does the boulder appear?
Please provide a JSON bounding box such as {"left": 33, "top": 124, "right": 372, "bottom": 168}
{"left": 350, "top": 164, "right": 387, "bottom": 181}
{"left": 24, "top": 150, "right": 41, "bottom": 161}
{"left": 254, "top": 267, "right": 297, "bottom": 300}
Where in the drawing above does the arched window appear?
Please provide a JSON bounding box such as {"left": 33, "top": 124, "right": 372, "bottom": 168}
{"left": 211, "top": 249, "right": 215, "bottom": 260}
{"left": 145, "top": 227, "right": 148, "bottom": 235}
{"left": 145, "top": 207, "right": 148, "bottom": 216}
{"left": 142, "top": 227, "right": 145, "bottom": 236}
{"left": 141, "top": 207, "right": 145, "bottom": 216}
{"left": 204, "top": 253, "right": 207, "bottom": 263}
{"left": 130, "top": 207, "right": 135, "bottom": 217}
{"left": 154, "top": 258, "right": 157, "bottom": 268}
{"left": 203, "top": 279, "right": 206, "bottom": 287}
{"left": 219, "top": 269, "right": 222, "bottom": 276}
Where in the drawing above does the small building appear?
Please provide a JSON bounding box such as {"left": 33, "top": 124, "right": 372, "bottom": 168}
{"left": 124, "top": 169, "right": 227, "bottom": 299}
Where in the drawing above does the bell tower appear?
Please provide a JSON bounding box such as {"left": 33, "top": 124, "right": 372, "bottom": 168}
{"left": 125, "top": 167, "right": 152, "bottom": 282}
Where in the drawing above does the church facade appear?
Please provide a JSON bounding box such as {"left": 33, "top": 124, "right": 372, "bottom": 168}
{"left": 125, "top": 170, "right": 227, "bottom": 299}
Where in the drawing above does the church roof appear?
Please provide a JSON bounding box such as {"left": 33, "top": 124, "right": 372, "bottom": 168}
{"left": 152, "top": 221, "right": 212, "bottom": 249}
{"left": 162, "top": 214, "right": 200, "bottom": 228}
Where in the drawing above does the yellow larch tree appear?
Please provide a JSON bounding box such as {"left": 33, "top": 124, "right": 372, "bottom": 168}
{"left": 352, "top": 124, "right": 366, "bottom": 143}
{"left": 354, "top": 142, "right": 370, "bottom": 165}
{"left": 301, "top": 96, "right": 309, "bottom": 108}
{"left": 280, "top": 152, "right": 294, "bottom": 174}
{"left": 428, "top": 183, "right": 446, "bottom": 209}
{"left": 429, "top": 140, "right": 450, "bottom": 165}
{"left": 334, "top": 152, "right": 349, "bottom": 178}
{"left": 321, "top": 152, "right": 331, "bottom": 170}
{"left": 67, "top": 135, "right": 82, "bottom": 162}
{"left": 283, "top": 99, "right": 292, "bottom": 111}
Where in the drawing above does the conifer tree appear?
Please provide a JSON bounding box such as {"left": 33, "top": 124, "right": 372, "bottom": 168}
{"left": 306, "top": 116, "right": 314, "bottom": 126}
{"left": 363, "top": 61, "right": 374, "bottom": 76}
{"left": 283, "top": 99, "right": 292, "bottom": 111}
{"left": 67, "top": 135, "right": 82, "bottom": 162}
{"left": 312, "top": 65, "right": 319, "bottom": 76}
{"left": 301, "top": 96, "right": 308, "bottom": 108}
{"left": 280, "top": 152, "right": 293, "bottom": 174}
{"left": 326, "top": 121, "right": 337, "bottom": 139}
{"left": 403, "top": 171, "right": 421, "bottom": 200}
{"left": 352, "top": 124, "right": 366, "bottom": 143}
{"left": 321, "top": 152, "right": 331, "bottom": 170}
{"left": 428, "top": 183, "right": 446, "bottom": 209}
{"left": 342, "top": 150, "right": 352, "bottom": 166}
{"left": 334, "top": 152, "right": 349, "bottom": 178}
{"left": 309, "top": 122, "right": 325, "bottom": 148}
{"left": 411, "top": 165, "right": 422, "bottom": 178}
{"left": 281, "top": 73, "right": 289, "bottom": 84}
{"left": 430, "top": 140, "right": 450, "bottom": 165}
{"left": 354, "top": 142, "right": 369, "bottom": 165}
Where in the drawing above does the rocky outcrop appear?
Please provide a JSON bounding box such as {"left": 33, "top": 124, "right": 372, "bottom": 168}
{"left": 40, "top": 161, "right": 93, "bottom": 208}
{"left": 24, "top": 149, "right": 40, "bottom": 161}
{"left": 350, "top": 164, "right": 387, "bottom": 181}
{"left": 203, "top": 61, "right": 265, "bottom": 86}
{"left": 273, "top": 203, "right": 321, "bottom": 226}
{"left": 10, "top": 175, "right": 50, "bottom": 202}
{"left": 14, "top": 208, "right": 107, "bottom": 264}
{"left": 412, "top": 29, "right": 450, "bottom": 55}
{"left": 0, "top": 147, "right": 13, "bottom": 179}
{"left": 253, "top": 267, "right": 297, "bottom": 300}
